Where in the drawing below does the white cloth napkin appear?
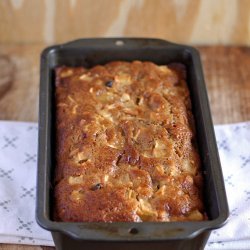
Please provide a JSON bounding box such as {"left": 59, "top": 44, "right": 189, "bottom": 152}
{"left": 0, "top": 121, "right": 53, "bottom": 246}
{"left": 205, "top": 122, "right": 250, "bottom": 250}
{"left": 0, "top": 121, "right": 249, "bottom": 248}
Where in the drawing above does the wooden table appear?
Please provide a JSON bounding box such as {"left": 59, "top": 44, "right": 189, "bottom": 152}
{"left": 0, "top": 44, "right": 249, "bottom": 250}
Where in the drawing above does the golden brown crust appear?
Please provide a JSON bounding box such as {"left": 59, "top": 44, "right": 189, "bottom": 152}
{"left": 54, "top": 61, "right": 206, "bottom": 222}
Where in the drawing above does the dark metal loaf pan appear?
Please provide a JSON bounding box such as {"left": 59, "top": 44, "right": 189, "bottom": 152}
{"left": 36, "top": 38, "right": 229, "bottom": 250}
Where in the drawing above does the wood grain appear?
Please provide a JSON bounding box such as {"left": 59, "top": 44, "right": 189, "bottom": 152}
{"left": 200, "top": 46, "right": 250, "bottom": 124}
{"left": 0, "top": 0, "right": 250, "bottom": 45}
{"left": 0, "top": 56, "right": 14, "bottom": 98}
{"left": 0, "top": 44, "right": 249, "bottom": 250}
{"left": 0, "top": 44, "right": 40, "bottom": 121}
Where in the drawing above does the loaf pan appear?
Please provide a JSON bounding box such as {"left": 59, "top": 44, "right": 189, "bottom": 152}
{"left": 36, "top": 38, "right": 229, "bottom": 250}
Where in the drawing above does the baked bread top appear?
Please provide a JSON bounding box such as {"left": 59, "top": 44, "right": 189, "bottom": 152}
{"left": 54, "top": 61, "right": 206, "bottom": 222}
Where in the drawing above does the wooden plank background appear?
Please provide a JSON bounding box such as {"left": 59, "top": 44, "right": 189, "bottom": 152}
{"left": 0, "top": 0, "right": 250, "bottom": 45}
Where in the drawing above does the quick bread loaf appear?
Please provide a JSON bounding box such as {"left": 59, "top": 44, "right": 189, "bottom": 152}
{"left": 54, "top": 61, "right": 206, "bottom": 222}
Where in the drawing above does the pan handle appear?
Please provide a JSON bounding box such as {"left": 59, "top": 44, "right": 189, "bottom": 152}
{"left": 62, "top": 38, "right": 180, "bottom": 49}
